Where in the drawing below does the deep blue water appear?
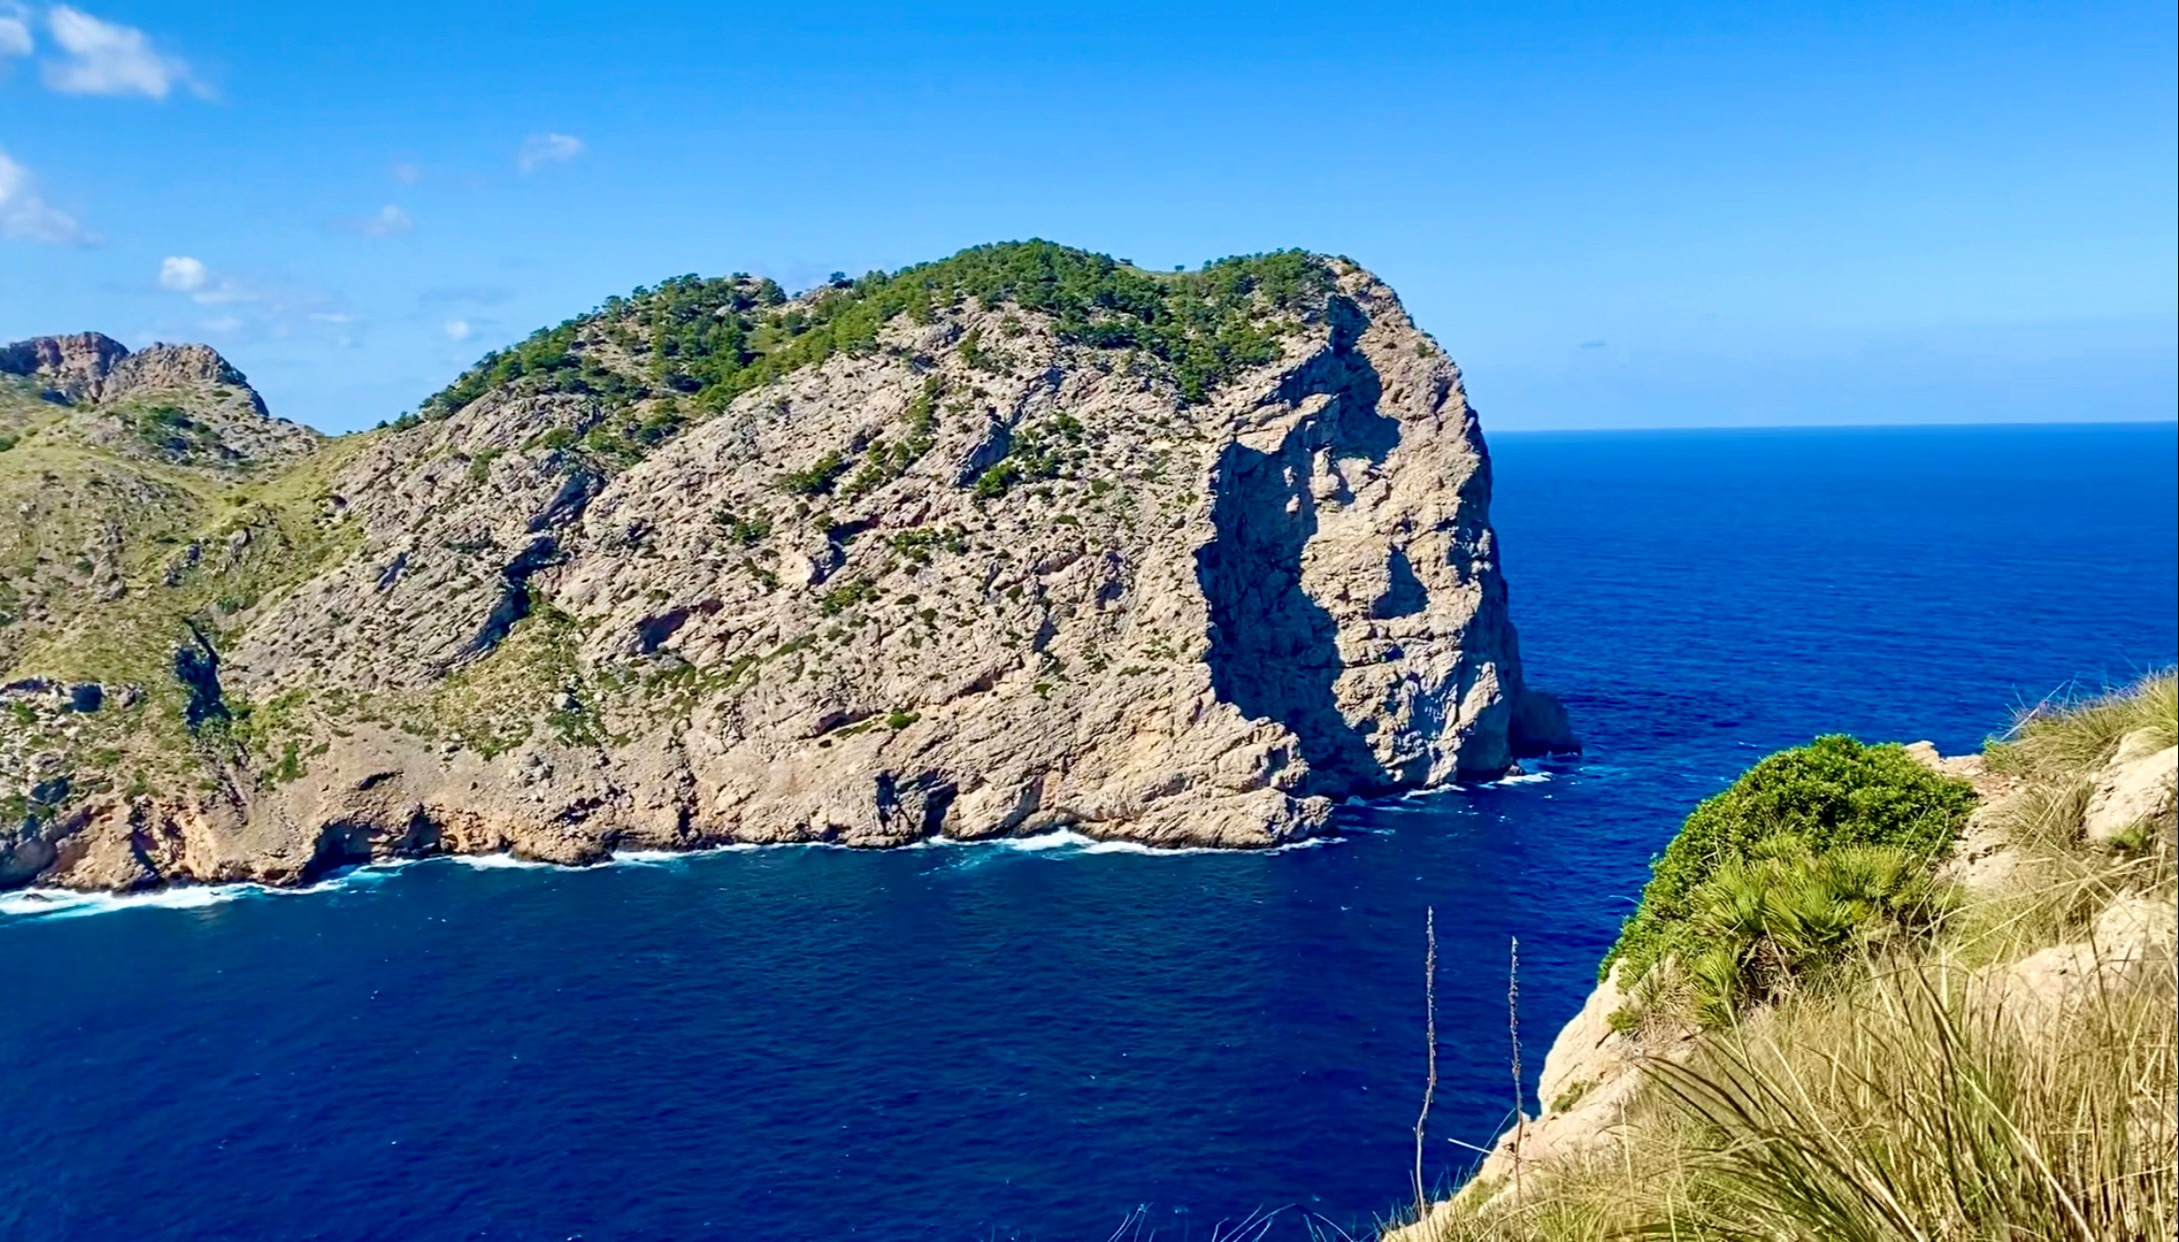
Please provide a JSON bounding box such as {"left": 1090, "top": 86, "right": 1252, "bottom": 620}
{"left": 3, "top": 423, "right": 2174, "bottom": 1242}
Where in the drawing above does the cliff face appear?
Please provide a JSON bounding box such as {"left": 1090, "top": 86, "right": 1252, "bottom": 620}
{"left": 0, "top": 245, "right": 1572, "bottom": 892}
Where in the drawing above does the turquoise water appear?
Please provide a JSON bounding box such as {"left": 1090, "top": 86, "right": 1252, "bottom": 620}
{"left": 2, "top": 422, "right": 2173, "bottom": 1241}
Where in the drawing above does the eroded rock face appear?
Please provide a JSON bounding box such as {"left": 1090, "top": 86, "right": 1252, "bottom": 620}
{"left": 0, "top": 331, "right": 131, "bottom": 398}
{"left": 0, "top": 331, "right": 315, "bottom": 467}
{"left": 1, "top": 254, "right": 1573, "bottom": 892}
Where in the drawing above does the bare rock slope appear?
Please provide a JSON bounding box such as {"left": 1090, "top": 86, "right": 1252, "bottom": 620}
{"left": 1, "top": 243, "right": 1572, "bottom": 892}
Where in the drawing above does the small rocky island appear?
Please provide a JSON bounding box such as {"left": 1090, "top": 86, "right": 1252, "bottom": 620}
{"left": 0, "top": 243, "right": 1572, "bottom": 893}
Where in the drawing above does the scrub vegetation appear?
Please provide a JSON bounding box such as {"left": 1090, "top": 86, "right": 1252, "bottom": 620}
{"left": 411, "top": 240, "right": 1335, "bottom": 431}
{"left": 1598, "top": 734, "right": 1976, "bottom": 1022}
{"left": 1397, "top": 673, "right": 2178, "bottom": 1242}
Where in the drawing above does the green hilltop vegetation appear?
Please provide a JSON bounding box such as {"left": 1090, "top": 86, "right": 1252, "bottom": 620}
{"left": 407, "top": 241, "right": 1335, "bottom": 432}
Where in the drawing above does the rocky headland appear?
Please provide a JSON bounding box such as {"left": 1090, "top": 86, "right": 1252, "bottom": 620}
{"left": 1, "top": 243, "right": 1574, "bottom": 894}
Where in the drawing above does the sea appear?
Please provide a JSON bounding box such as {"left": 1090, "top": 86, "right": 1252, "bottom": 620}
{"left": 3, "top": 422, "right": 2174, "bottom": 1242}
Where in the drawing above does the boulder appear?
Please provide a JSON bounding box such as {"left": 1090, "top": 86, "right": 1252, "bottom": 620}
{"left": 2083, "top": 731, "right": 2177, "bottom": 845}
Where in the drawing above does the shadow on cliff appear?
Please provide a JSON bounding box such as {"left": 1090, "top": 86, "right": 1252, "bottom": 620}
{"left": 1195, "top": 296, "right": 1402, "bottom": 795}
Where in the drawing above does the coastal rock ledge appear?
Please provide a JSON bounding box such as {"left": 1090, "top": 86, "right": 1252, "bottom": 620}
{"left": 1, "top": 245, "right": 1573, "bottom": 893}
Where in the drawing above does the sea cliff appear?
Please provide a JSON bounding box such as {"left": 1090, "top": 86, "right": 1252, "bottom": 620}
{"left": 1, "top": 243, "right": 1573, "bottom": 893}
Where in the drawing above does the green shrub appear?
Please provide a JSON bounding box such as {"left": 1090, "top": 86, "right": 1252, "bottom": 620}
{"left": 1550, "top": 1078, "right": 1596, "bottom": 1113}
{"left": 819, "top": 578, "right": 876, "bottom": 615}
{"left": 1680, "top": 838, "right": 1954, "bottom": 1025}
{"left": 273, "top": 740, "right": 304, "bottom": 784}
{"left": 711, "top": 506, "right": 772, "bottom": 546}
{"left": 581, "top": 406, "right": 685, "bottom": 465}
{"left": 1601, "top": 735, "right": 1974, "bottom": 990}
{"left": 957, "top": 326, "right": 998, "bottom": 372}
{"left": 972, "top": 460, "right": 1022, "bottom": 499}
{"left": 889, "top": 525, "right": 967, "bottom": 563}
{"left": 779, "top": 451, "right": 848, "bottom": 496}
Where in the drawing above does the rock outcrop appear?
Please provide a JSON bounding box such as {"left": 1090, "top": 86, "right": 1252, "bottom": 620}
{"left": 1972, "top": 894, "right": 2178, "bottom": 1036}
{"left": 0, "top": 244, "right": 1574, "bottom": 893}
{"left": 2083, "top": 728, "right": 2178, "bottom": 845}
{"left": 0, "top": 331, "right": 315, "bottom": 467}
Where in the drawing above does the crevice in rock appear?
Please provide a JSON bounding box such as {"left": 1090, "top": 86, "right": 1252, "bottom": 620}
{"left": 876, "top": 770, "right": 957, "bottom": 837}
{"left": 174, "top": 621, "right": 229, "bottom": 731}
{"left": 954, "top": 415, "right": 1013, "bottom": 486}
{"left": 527, "top": 466, "right": 600, "bottom": 533}
{"left": 1371, "top": 548, "right": 1428, "bottom": 619}
{"left": 298, "top": 822, "right": 376, "bottom": 885}
{"left": 463, "top": 536, "right": 561, "bottom": 660}
{"left": 635, "top": 607, "right": 691, "bottom": 655}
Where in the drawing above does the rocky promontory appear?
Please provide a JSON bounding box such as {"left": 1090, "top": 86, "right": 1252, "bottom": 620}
{"left": 1, "top": 243, "right": 1573, "bottom": 893}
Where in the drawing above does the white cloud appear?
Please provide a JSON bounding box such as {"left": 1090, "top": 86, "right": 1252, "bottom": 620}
{"left": 142, "top": 264, "right": 352, "bottom": 348}
{"left": 0, "top": 4, "right": 32, "bottom": 59}
{"left": 0, "top": 144, "right": 93, "bottom": 244}
{"left": 42, "top": 5, "right": 205, "bottom": 99}
{"left": 159, "top": 254, "right": 209, "bottom": 292}
{"left": 363, "top": 203, "right": 411, "bottom": 236}
{"left": 389, "top": 161, "right": 421, "bottom": 184}
{"left": 442, "top": 318, "right": 473, "bottom": 342}
{"left": 157, "top": 254, "right": 257, "bottom": 305}
{"left": 516, "top": 132, "right": 584, "bottom": 173}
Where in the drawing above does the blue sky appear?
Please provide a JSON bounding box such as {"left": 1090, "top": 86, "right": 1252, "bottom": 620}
{"left": 1, "top": 2, "right": 2172, "bottom": 433}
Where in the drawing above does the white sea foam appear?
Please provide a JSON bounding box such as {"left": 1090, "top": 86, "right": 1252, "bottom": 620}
{"left": 443, "top": 852, "right": 561, "bottom": 870}
{"left": 1486, "top": 771, "right": 1554, "bottom": 787}
{"left": 0, "top": 862, "right": 411, "bottom": 922}
{"left": 998, "top": 828, "right": 1097, "bottom": 852}
{"left": 4, "top": 822, "right": 1333, "bottom": 921}
{"left": 0, "top": 884, "right": 252, "bottom": 920}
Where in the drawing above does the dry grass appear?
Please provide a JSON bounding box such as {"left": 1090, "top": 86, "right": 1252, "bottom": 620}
{"left": 1987, "top": 672, "right": 2177, "bottom": 785}
{"left": 1407, "top": 922, "right": 2177, "bottom": 1242}
{"left": 1399, "top": 674, "right": 2178, "bottom": 1241}
{"left": 1650, "top": 957, "right": 2176, "bottom": 1241}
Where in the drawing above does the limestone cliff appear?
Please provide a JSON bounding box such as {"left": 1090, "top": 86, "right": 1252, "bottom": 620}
{"left": 0, "top": 243, "right": 1573, "bottom": 893}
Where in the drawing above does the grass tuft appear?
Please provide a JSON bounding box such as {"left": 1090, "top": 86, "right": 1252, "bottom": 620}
{"left": 1399, "top": 673, "right": 2179, "bottom": 1241}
